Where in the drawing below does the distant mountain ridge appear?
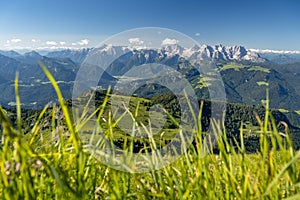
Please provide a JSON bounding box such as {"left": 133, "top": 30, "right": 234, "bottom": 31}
{"left": 259, "top": 52, "right": 300, "bottom": 64}
{"left": 3, "top": 44, "right": 300, "bottom": 65}
{"left": 250, "top": 49, "right": 300, "bottom": 64}
{"left": 42, "top": 44, "right": 266, "bottom": 64}
{"left": 46, "top": 48, "right": 91, "bottom": 64}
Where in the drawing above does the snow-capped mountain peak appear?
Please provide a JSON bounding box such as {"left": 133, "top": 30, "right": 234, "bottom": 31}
{"left": 42, "top": 44, "right": 267, "bottom": 64}
{"left": 159, "top": 43, "right": 266, "bottom": 62}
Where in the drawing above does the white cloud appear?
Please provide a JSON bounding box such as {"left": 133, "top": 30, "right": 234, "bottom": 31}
{"left": 36, "top": 46, "right": 74, "bottom": 50}
{"left": 31, "top": 39, "right": 41, "bottom": 42}
{"left": 1, "top": 38, "right": 92, "bottom": 51}
{"left": 6, "top": 38, "right": 22, "bottom": 44}
{"left": 195, "top": 33, "right": 200, "bottom": 37}
{"left": 11, "top": 38, "right": 22, "bottom": 43}
{"left": 128, "top": 37, "right": 144, "bottom": 45}
{"left": 70, "top": 39, "right": 89, "bottom": 46}
{"left": 78, "top": 39, "right": 89, "bottom": 45}
{"left": 161, "top": 38, "right": 179, "bottom": 46}
{"left": 46, "top": 41, "right": 58, "bottom": 45}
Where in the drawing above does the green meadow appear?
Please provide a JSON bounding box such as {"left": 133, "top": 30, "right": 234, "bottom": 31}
{"left": 1, "top": 66, "right": 300, "bottom": 199}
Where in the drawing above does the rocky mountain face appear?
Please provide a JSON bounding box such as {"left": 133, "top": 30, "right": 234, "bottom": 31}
{"left": 162, "top": 44, "right": 266, "bottom": 63}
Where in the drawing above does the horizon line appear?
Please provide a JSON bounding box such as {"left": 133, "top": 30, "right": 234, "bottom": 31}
{"left": 1, "top": 45, "right": 300, "bottom": 55}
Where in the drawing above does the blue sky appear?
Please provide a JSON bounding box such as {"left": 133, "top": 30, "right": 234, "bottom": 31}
{"left": 0, "top": 0, "right": 299, "bottom": 51}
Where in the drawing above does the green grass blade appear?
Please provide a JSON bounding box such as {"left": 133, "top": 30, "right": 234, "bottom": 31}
{"left": 39, "top": 62, "right": 81, "bottom": 153}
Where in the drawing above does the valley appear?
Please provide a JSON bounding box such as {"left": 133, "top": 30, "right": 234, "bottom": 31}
{"left": 1, "top": 44, "right": 300, "bottom": 136}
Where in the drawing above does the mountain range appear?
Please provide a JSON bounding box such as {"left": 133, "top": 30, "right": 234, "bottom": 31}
{"left": 44, "top": 44, "right": 267, "bottom": 64}
{"left": 0, "top": 44, "right": 299, "bottom": 113}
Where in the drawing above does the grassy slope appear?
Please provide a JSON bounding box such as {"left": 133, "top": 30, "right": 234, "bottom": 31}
{"left": 1, "top": 100, "right": 300, "bottom": 199}
{"left": 1, "top": 105, "right": 300, "bottom": 198}
{"left": 1, "top": 66, "right": 300, "bottom": 199}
